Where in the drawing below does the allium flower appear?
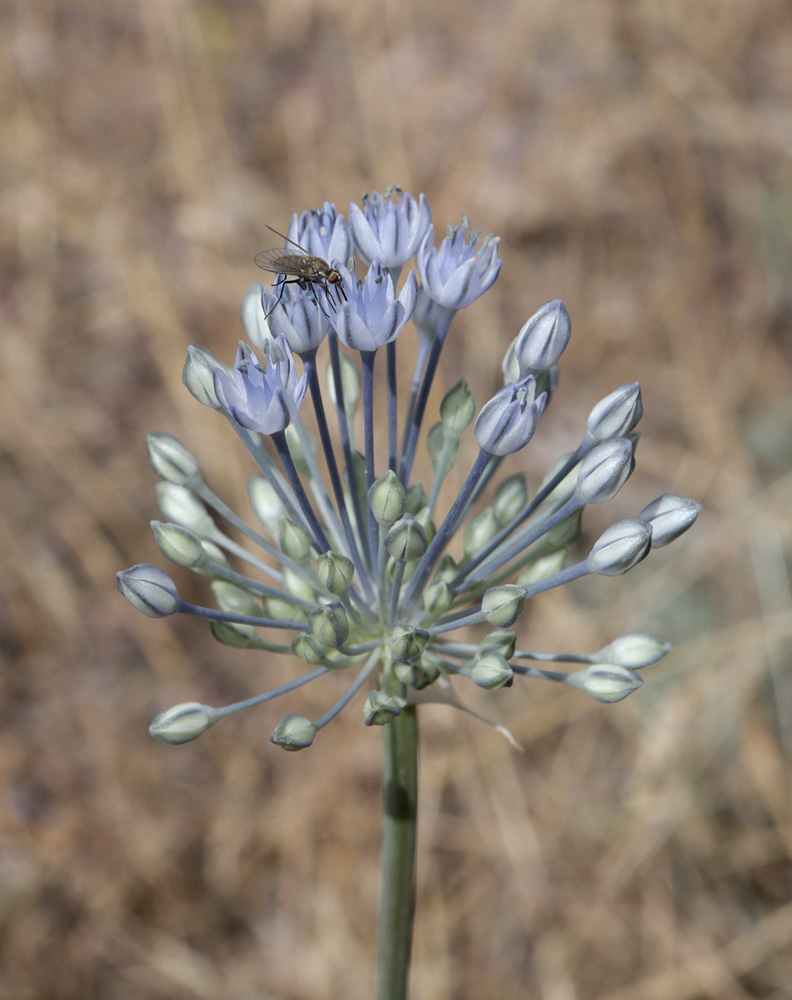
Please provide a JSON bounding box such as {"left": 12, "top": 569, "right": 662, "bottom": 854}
{"left": 349, "top": 186, "right": 432, "bottom": 269}
{"left": 119, "top": 188, "right": 700, "bottom": 997}
{"left": 332, "top": 260, "right": 417, "bottom": 352}
{"left": 417, "top": 217, "right": 501, "bottom": 310}
{"left": 212, "top": 339, "right": 307, "bottom": 434}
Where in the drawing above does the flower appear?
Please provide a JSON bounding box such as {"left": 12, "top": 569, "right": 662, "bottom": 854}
{"left": 332, "top": 260, "right": 417, "bottom": 352}
{"left": 474, "top": 375, "right": 547, "bottom": 456}
{"left": 212, "top": 339, "right": 307, "bottom": 434}
{"left": 121, "top": 190, "right": 699, "bottom": 748}
{"left": 349, "top": 187, "right": 432, "bottom": 269}
{"left": 417, "top": 218, "right": 501, "bottom": 310}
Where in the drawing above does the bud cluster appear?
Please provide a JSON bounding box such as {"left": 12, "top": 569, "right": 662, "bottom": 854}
{"left": 118, "top": 188, "right": 700, "bottom": 748}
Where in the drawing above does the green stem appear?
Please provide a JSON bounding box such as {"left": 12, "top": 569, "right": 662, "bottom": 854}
{"left": 377, "top": 705, "right": 418, "bottom": 1000}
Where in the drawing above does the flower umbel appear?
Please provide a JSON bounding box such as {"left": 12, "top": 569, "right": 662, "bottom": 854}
{"left": 118, "top": 190, "right": 700, "bottom": 750}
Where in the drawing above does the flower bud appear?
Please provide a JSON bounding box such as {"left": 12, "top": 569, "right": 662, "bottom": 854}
{"left": 463, "top": 508, "right": 499, "bottom": 560}
{"left": 574, "top": 439, "right": 634, "bottom": 504}
{"left": 156, "top": 483, "right": 216, "bottom": 537}
{"left": 586, "top": 382, "right": 643, "bottom": 442}
{"left": 513, "top": 299, "right": 571, "bottom": 371}
{"left": 308, "top": 601, "right": 350, "bottom": 648}
{"left": 477, "top": 629, "right": 517, "bottom": 659}
{"left": 317, "top": 551, "right": 355, "bottom": 595}
{"left": 493, "top": 474, "right": 527, "bottom": 526}
{"left": 151, "top": 521, "right": 208, "bottom": 568}
{"left": 193, "top": 540, "right": 228, "bottom": 576}
{"left": 182, "top": 345, "right": 228, "bottom": 409}
{"left": 388, "top": 623, "right": 430, "bottom": 664}
{"left": 279, "top": 519, "right": 313, "bottom": 562}
{"left": 364, "top": 690, "right": 406, "bottom": 726}
{"left": 146, "top": 433, "right": 201, "bottom": 488}
{"left": 116, "top": 564, "right": 180, "bottom": 617}
{"left": 471, "top": 651, "right": 514, "bottom": 690}
{"left": 292, "top": 633, "right": 328, "bottom": 665}
{"left": 517, "top": 549, "right": 568, "bottom": 587}
{"left": 368, "top": 470, "right": 406, "bottom": 526}
{"left": 405, "top": 482, "right": 427, "bottom": 515}
{"left": 423, "top": 579, "right": 454, "bottom": 617}
{"left": 282, "top": 566, "right": 316, "bottom": 603}
{"left": 474, "top": 375, "right": 547, "bottom": 456}
{"left": 271, "top": 714, "right": 316, "bottom": 750}
{"left": 265, "top": 596, "right": 308, "bottom": 623}
{"left": 413, "top": 507, "right": 436, "bottom": 546}
{"left": 638, "top": 494, "right": 702, "bottom": 548}
{"left": 384, "top": 515, "right": 428, "bottom": 562}
{"left": 439, "top": 378, "right": 476, "bottom": 436}
{"left": 427, "top": 422, "right": 460, "bottom": 471}
{"left": 481, "top": 585, "right": 525, "bottom": 627}
{"left": 535, "top": 509, "right": 582, "bottom": 552}
{"left": 149, "top": 702, "right": 217, "bottom": 744}
{"left": 588, "top": 519, "right": 653, "bottom": 576}
{"left": 211, "top": 581, "right": 262, "bottom": 616}
{"left": 565, "top": 664, "right": 643, "bottom": 703}
{"left": 210, "top": 620, "right": 265, "bottom": 649}
{"left": 432, "top": 555, "right": 458, "bottom": 584}
{"left": 247, "top": 476, "right": 284, "bottom": 533}
{"left": 326, "top": 348, "right": 361, "bottom": 417}
{"left": 593, "top": 631, "right": 671, "bottom": 669}
{"left": 241, "top": 282, "right": 271, "bottom": 351}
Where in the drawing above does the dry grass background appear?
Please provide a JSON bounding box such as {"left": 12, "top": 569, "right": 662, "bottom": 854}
{"left": 2, "top": 0, "right": 792, "bottom": 997}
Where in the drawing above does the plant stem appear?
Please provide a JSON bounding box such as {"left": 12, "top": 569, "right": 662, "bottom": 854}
{"left": 377, "top": 705, "right": 418, "bottom": 1000}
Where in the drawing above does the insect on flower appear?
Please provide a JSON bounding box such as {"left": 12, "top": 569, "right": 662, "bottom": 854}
{"left": 255, "top": 226, "right": 347, "bottom": 318}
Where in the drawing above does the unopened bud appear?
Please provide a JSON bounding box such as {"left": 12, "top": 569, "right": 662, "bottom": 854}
{"left": 588, "top": 519, "right": 652, "bottom": 576}
{"left": 182, "top": 345, "right": 224, "bottom": 409}
{"left": 211, "top": 581, "right": 262, "bottom": 616}
{"left": 427, "top": 422, "right": 460, "bottom": 470}
{"left": 368, "top": 470, "right": 406, "bottom": 526}
{"left": 493, "top": 474, "right": 527, "bottom": 525}
{"left": 364, "top": 690, "right": 406, "bottom": 726}
{"left": 593, "top": 631, "right": 671, "bottom": 669}
{"left": 147, "top": 433, "right": 201, "bottom": 488}
{"left": 586, "top": 382, "right": 643, "bottom": 442}
{"left": 151, "top": 521, "right": 207, "bottom": 568}
{"left": 463, "top": 508, "right": 499, "bottom": 559}
{"left": 385, "top": 515, "right": 428, "bottom": 562}
{"left": 471, "top": 651, "right": 514, "bottom": 690}
{"left": 241, "top": 282, "right": 270, "bottom": 350}
{"left": 565, "top": 664, "right": 643, "bottom": 703}
{"left": 282, "top": 567, "right": 316, "bottom": 603}
{"left": 291, "top": 633, "right": 328, "bottom": 664}
{"left": 517, "top": 549, "right": 568, "bottom": 587}
{"left": 388, "top": 623, "right": 430, "bottom": 664}
{"left": 247, "top": 477, "right": 285, "bottom": 532}
{"left": 280, "top": 519, "right": 313, "bottom": 561}
{"left": 475, "top": 375, "right": 547, "bottom": 456}
{"left": 432, "top": 555, "right": 458, "bottom": 584}
{"left": 116, "top": 564, "right": 180, "bottom": 618}
{"left": 308, "top": 601, "right": 349, "bottom": 648}
{"left": 477, "top": 629, "right": 517, "bottom": 659}
{"left": 575, "top": 439, "right": 634, "bottom": 504}
{"left": 264, "top": 596, "right": 307, "bottom": 623}
{"left": 638, "top": 494, "right": 701, "bottom": 548}
{"left": 439, "top": 378, "right": 477, "bottom": 435}
{"left": 210, "top": 620, "right": 265, "bottom": 649}
{"left": 513, "top": 299, "right": 571, "bottom": 371}
{"left": 405, "top": 482, "right": 427, "bottom": 515}
{"left": 156, "top": 483, "right": 216, "bottom": 536}
{"left": 326, "top": 348, "right": 361, "bottom": 416}
{"left": 481, "top": 585, "right": 525, "bottom": 627}
{"left": 317, "top": 551, "right": 355, "bottom": 595}
{"left": 423, "top": 579, "right": 454, "bottom": 617}
{"left": 271, "top": 714, "right": 316, "bottom": 750}
{"left": 150, "top": 702, "right": 218, "bottom": 744}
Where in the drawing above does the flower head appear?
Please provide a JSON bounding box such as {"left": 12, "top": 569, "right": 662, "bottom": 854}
{"left": 123, "top": 190, "right": 699, "bottom": 749}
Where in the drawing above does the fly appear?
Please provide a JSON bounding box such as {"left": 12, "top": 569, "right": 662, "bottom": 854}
{"left": 255, "top": 226, "right": 347, "bottom": 318}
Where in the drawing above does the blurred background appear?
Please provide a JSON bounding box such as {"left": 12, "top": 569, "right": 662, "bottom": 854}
{"left": 3, "top": 0, "right": 792, "bottom": 997}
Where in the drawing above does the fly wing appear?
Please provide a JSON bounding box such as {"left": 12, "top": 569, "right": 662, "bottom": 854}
{"left": 254, "top": 248, "right": 308, "bottom": 275}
